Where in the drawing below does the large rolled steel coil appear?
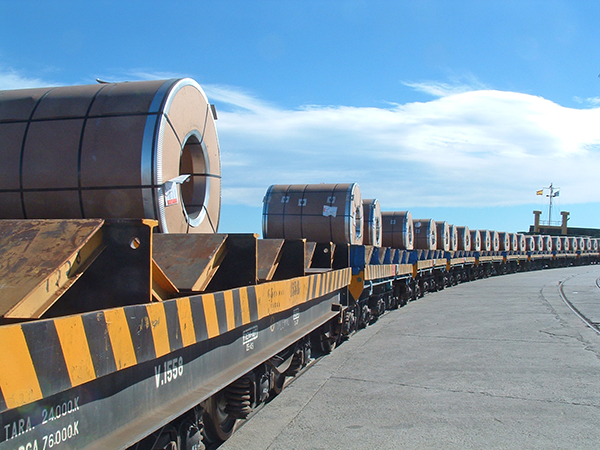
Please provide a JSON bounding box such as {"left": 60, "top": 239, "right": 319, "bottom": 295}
{"left": 262, "top": 183, "right": 363, "bottom": 244}
{"left": 560, "top": 236, "right": 570, "bottom": 252}
{"left": 449, "top": 224, "right": 458, "bottom": 252}
{"left": 516, "top": 233, "right": 526, "bottom": 252}
{"left": 542, "top": 235, "right": 553, "bottom": 252}
{"left": 381, "top": 211, "right": 414, "bottom": 250}
{"left": 525, "top": 235, "right": 536, "bottom": 252}
{"left": 585, "top": 237, "right": 592, "bottom": 251}
{"left": 362, "top": 199, "right": 382, "bottom": 247}
{"left": 435, "top": 221, "right": 450, "bottom": 251}
{"left": 470, "top": 229, "right": 481, "bottom": 252}
{"left": 534, "top": 235, "right": 544, "bottom": 251}
{"left": 498, "top": 232, "right": 511, "bottom": 252}
{"left": 593, "top": 239, "right": 598, "bottom": 252}
{"left": 569, "top": 237, "right": 579, "bottom": 252}
{"left": 413, "top": 219, "right": 437, "bottom": 250}
{"left": 0, "top": 78, "right": 221, "bottom": 233}
{"left": 480, "top": 230, "right": 492, "bottom": 252}
{"left": 551, "top": 236, "right": 562, "bottom": 252}
{"left": 508, "top": 233, "right": 518, "bottom": 252}
{"left": 577, "top": 237, "right": 585, "bottom": 251}
{"left": 490, "top": 230, "right": 500, "bottom": 252}
{"left": 456, "top": 226, "right": 471, "bottom": 251}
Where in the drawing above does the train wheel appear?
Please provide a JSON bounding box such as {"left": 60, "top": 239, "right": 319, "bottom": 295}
{"left": 178, "top": 411, "right": 204, "bottom": 450}
{"left": 415, "top": 283, "right": 423, "bottom": 299}
{"left": 270, "top": 370, "right": 286, "bottom": 397}
{"left": 203, "top": 394, "right": 237, "bottom": 445}
{"left": 319, "top": 323, "right": 339, "bottom": 354}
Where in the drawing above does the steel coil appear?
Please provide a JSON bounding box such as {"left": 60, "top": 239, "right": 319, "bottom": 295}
{"left": 362, "top": 199, "right": 382, "bottom": 247}
{"left": 449, "top": 224, "right": 458, "bottom": 252}
{"left": 526, "top": 235, "right": 536, "bottom": 252}
{"left": 456, "top": 226, "right": 471, "bottom": 251}
{"left": 508, "top": 233, "right": 518, "bottom": 252}
{"left": 0, "top": 78, "right": 221, "bottom": 233}
{"left": 534, "top": 235, "right": 544, "bottom": 251}
{"left": 490, "top": 231, "right": 500, "bottom": 252}
{"left": 498, "top": 232, "right": 511, "bottom": 252}
{"left": 262, "top": 183, "right": 363, "bottom": 244}
{"left": 551, "top": 236, "right": 562, "bottom": 252}
{"left": 480, "top": 230, "right": 492, "bottom": 252}
{"left": 569, "top": 237, "right": 579, "bottom": 252}
{"left": 381, "top": 211, "right": 414, "bottom": 250}
{"left": 435, "top": 221, "right": 450, "bottom": 251}
{"left": 414, "top": 219, "right": 437, "bottom": 250}
{"left": 516, "top": 233, "right": 526, "bottom": 252}
{"left": 542, "top": 235, "right": 553, "bottom": 252}
{"left": 470, "top": 229, "right": 481, "bottom": 252}
{"left": 560, "top": 236, "right": 570, "bottom": 252}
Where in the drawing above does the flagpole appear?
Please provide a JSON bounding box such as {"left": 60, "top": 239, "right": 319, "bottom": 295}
{"left": 548, "top": 183, "right": 553, "bottom": 225}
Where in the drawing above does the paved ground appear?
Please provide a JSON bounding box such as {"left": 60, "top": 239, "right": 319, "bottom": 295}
{"left": 220, "top": 265, "right": 600, "bottom": 450}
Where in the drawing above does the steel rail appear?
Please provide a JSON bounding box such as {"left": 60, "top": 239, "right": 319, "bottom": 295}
{"left": 557, "top": 277, "right": 600, "bottom": 336}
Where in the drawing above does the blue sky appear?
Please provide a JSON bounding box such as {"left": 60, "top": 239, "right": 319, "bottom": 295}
{"left": 1, "top": 1, "right": 599, "bottom": 235}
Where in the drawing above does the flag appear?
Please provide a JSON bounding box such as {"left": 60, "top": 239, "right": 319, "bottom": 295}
{"left": 553, "top": 191, "right": 560, "bottom": 197}
{"left": 536, "top": 189, "right": 543, "bottom": 195}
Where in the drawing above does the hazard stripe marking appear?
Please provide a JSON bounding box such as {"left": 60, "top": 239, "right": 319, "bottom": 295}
{"left": 176, "top": 297, "right": 196, "bottom": 348}
{"left": 164, "top": 300, "right": 183, "bottom": 352}
{"left": 246, "top": 287, "right": 259, "bottom": 322}
{"left": 231, "top": 289, "right": 244, "bottom": 328}
{"left": 146, "top": 302, "right": 171, "bottom": 358}
{"left": 104, "top": 308, "right": 137, "bottom": 370}
{"left": 213, "top": 292, "right": 229, "bottom": 335}
{"left": 0, "top": 268, "right": 351, "bottom": 412}
{"left": 22, "top": 320, "right": 71, "bottom": 398}
{"left": 54, "top": 315, "right": 96, "bottom": 386}
{"left": 0, "top": 325, "right": 43, "bottom": 409}
{"left": 202, "top": 294, "right": 220, "bottom": 339}
{"left": 223, "top": 290, "right": 236, "bottom": 332}
{"left": 82, "top": 311, "right": 117, "bottom": 378}
{"left": 124, "top": 305, "right": 156, "bottom": 363}
{"left": 238, "top": 288, "right": 251, "bottom": 325}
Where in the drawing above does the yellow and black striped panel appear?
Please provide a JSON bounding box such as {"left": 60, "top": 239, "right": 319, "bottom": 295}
{"left": 0, "top": 268, "right": 351, "bottom": 412}
{"left": 364, "top": 264, "right": 396, "bottom": 281}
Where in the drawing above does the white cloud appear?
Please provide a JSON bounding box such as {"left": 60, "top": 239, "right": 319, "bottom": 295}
{"left": 574, "top": 96, "right": 600, "bottom": 107}
{"left": 206, "top": 84, "right": 600, "bottom": 210}
{"left": 0, "top": 68, "right": 53, "bottom": 90}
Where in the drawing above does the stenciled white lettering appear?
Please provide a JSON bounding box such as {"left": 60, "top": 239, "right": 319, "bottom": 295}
{"left": 154, "top": 357, "right": 183, "bottom": 388}
{"left": 4, "top": 416, "right": 33, "bottom": 440}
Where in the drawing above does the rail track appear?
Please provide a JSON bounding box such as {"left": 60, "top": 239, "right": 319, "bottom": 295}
{"left": 558, "top": 273, "right": 600, "bottom": 336}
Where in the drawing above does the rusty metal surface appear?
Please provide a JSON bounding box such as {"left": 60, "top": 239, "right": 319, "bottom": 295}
{"left": 153, "top": 234, "right": 228, "bottom": 291}
{"left": 0, "top": 219, "right": 105, "bottom": 319}
{"left": 257, "top": 239, "right": 285, "bottom": 281}
{"left": 42, "top": 219, "right": 156, "bottom": 318}
{"left": 151, "top": 258, "right": 180, "bottom": 301}
{"left": 304, "top": 241, "right": 317, "bottom": 269}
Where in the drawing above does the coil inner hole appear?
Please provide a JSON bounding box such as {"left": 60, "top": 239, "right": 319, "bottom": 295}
{"left": 179, "top": 134, "right": 208, "bottom": 227}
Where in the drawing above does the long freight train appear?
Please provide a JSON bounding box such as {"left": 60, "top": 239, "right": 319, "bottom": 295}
{"left": 0, "top": 79, "right": 598, "bottom": 450}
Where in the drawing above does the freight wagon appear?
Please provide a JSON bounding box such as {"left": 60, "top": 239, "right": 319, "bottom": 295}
{"left": 0, "top": 79, "right": 597, "bottom": 450}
